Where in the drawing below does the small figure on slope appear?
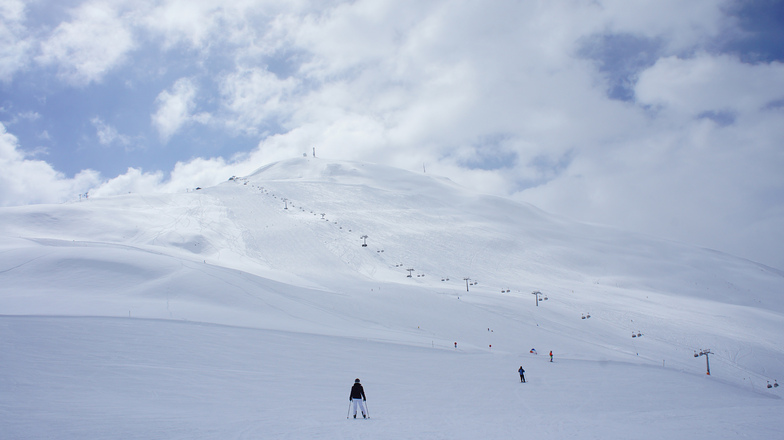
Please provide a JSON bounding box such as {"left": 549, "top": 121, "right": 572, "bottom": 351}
{"left": 518, "top": 366, "right": 526, "bottom": 383}
{"left": 350, "top": 378, "right": 367, "bottom": 419}
{"left": 549, "top": 350, "right": 553, "bottom": 362}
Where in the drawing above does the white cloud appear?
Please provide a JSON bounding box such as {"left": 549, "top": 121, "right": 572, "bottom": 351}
{"left": 151, "top": 77, "right": 199, "bottom": 142}
{"left": 518, "top": 50, "right": 784, "bottom": 268}
{"left": 0, "top": 0, "right": 31, "bottom": 82}
{"left": 597, "top": 0, "right": 729, "bottom": 52}
{"left": 37, "top": 0, "right": 136, "bottom": 85}
{"left": 89, "top": 155, "right": 260, "bottom": 198}
{"left": 140, "top": 0, "right": 222, "bottom": 49}
{"left": 635, "top": 53, "right": 784, "bottom": 115}
{"left": 88, "top": 167, "right": 164, "bottom": 196}
{"left": 219, "top": 66, "right": 299, "bottom": 135}
{"left": 0, "top": 122, "right": 100, "bottom": 206}
{"left": 91, "top": 117, "right": 131, "bottom": 147}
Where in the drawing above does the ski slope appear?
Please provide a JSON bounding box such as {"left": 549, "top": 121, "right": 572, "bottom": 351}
{"left": 1, "top": 157, "right": 782, "bottom": 439}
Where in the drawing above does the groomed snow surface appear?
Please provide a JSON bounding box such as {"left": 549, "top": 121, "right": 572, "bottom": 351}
{"left": 1, "top": 158, "right": 782, "bottom": 439}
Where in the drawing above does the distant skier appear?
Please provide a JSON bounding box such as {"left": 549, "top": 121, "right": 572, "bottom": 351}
{"left": 518, "top": 366, "right": 526, "bottom": 383}
{"left": 349, "top": 378, "right": 367, "bottom": 419}
{"left": 549, "top": 351, "right": 553, "bottom": 362}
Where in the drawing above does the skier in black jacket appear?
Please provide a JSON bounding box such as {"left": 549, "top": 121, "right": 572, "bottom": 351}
{"left": 518, "top": 366, "right": 526, "bottom": 383}
{"left": 349, "top": 378, "right": 367, "bottom": 418}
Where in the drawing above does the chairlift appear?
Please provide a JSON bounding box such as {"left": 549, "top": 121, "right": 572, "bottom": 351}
{"left": 581, "top": 315, "right": 586, "bottom": 319}
{"left": 775, "top": 380, "right": 779, "bottom": 388}
{"left": 768, "top": 381, "right": 773, "bottom": 389}
{"left": 632, "top": 333, "right": 637, "bottom": 338}
{"left": 544, "top": 296, "right": 548, "bottom": 300}
{"left": 637, "top": 332, "right": 642, "bottom": 337}
{"left": 586, "top": 314, "right": 591, "bottom": 318}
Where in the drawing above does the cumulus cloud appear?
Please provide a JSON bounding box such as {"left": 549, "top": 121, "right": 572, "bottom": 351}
{"left": 596, "top": 0, "right": 729, "bottom": 51}
{"left": 0, "top": 0, "right": 31, "bottom": 82}
{"left": 0, "top": 122, "right": 100, "bottom": 206}
{"left": 91, "top": 117, "right": 131, "bottom": 148}
{"left": 151, "top": 77, "right": 200, "bottom": 142}
{"left": 635, "top": 53, "right": 784, "bottom": 115}
{"left": 89, "top": 155, "right": 261, "bottom": 198}
{"left": 520, "top": 51, "right": 784, "bottom": 268}
{"left": 37, "top": 0, "right": 136, "bottom": 85}
{"left": 219, "top": 66, "right": 299, "bottom": 135}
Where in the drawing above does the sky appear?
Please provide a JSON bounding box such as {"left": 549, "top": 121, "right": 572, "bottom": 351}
{"left": 1, "top": 0, "right": 783, "bottom": 270}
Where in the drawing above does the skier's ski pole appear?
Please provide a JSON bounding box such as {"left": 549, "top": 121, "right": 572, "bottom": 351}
{"left": 365, "top": 400, "right": 370, "bottom": 418}
{"left": 346, "top": 401, "right": 351, "bottom": 419}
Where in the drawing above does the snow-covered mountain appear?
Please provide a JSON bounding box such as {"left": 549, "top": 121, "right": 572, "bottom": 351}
{"left": 1, "top": 157, "right": 782, "bottom": 439}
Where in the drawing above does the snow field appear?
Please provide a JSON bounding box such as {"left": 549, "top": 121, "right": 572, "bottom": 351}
{"left": 2, "top": 316, "right": 780, "bottom": 440}
{"left": 1, "top": 158, "right": 782, "bottom": 438}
